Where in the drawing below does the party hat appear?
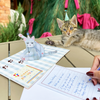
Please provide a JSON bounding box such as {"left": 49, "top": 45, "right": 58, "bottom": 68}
{"left": 27, "top": 33, "right": 30, "bottom": 38}
{"left": 64, "top": 10, "right": 69, "bottom": 21}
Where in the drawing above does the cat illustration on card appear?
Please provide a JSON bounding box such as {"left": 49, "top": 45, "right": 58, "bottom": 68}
{"left": 46, "top": 15, "right": 100, "bottom": 51}
{"left": 18, "top": 33, "right": 57, "bottom": 61}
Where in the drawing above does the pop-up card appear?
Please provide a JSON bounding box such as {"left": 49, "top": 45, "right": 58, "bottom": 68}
{"left": 0, "top": 34, "right": 69, "bottom": 88}
{"left": 18, "top": 33, "right": 57, "bottom": 61}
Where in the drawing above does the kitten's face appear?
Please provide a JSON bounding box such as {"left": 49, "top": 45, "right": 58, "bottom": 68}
{"left": 57, "top": 15, "right": 77, "bottom": 36}
{"left": 18, "top": 34, "right": 35, "bottom": 48}
{"left": 25, "top": 39, "right": 35, "bottom": 47}
{"left": 24, "top": 36, "right": 35, "bottom": 48}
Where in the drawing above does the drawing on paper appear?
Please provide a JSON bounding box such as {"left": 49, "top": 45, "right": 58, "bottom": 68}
{"left": 13, "top": 65, "right": 42, "bottom": 83}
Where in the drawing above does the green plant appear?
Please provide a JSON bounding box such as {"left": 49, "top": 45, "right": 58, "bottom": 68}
{"left": 25, "top": 0, "right": 100, "bottom": 38}
{"left": 0, "top": 3, "right": 26, "bottom": 43}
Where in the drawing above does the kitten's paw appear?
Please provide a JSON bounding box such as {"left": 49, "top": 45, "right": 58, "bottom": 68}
{"left": 63, "top": 44, "right": 70, "bottom": 47}
{"left": 21, "top": 57, "right": 25, "bottom": 61}
{"left": 51, "top": 40, "right": 64, "bottom": 46}
{"left": 45, "top": 38, "right": 55, "bottom": 45}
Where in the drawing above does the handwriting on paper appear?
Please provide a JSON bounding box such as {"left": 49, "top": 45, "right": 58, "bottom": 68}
{"left": 41, "top": 65, "right": 93, "bottom": 100}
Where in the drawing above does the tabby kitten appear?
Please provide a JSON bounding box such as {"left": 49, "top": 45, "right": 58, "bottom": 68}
{"left": 53, "top": 15, "right": 100, "bottom": 51}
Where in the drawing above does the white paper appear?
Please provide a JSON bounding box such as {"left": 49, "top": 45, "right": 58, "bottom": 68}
{"left": 39, "top": 65, "right": 100, "bottom": 100}
{"left": 20, "top": 65, "right": 100, "bottom": 100}
{"left": 20, "top": 66, "right": 75, "bottom": 100}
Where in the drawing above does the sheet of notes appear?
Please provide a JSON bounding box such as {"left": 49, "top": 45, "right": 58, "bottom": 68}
{"left": 40, "top": 65, "right": 100, "bottom": 100}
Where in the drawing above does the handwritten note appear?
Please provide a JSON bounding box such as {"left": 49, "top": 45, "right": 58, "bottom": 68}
{"left": 40, "top": 65, "right": 100, "bottom": 100}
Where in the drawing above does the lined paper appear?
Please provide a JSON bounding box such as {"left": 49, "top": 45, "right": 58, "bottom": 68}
{"left": 40, "top": 65, "right": 100, "bottom": 100}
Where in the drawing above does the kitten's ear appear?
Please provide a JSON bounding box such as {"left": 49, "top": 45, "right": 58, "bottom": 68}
{"left": 57, "top": 18, "right": 64, "bottom": 28}
{"left": 31, "top": 36, "right": 35, "bottom": 40}
{"left": 18, "top": 33, "right": 26, "bottom": 39}
{"left": 70, "top": 15, "right": 77, "bottom": 27}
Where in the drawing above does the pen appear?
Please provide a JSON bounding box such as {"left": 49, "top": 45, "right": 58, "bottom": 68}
{"left": 87, "top": 67, "right": 100, "bottom": 83}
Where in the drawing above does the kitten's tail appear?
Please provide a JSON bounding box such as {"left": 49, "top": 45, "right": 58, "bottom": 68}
{"left": 44, "top": 50, "right": 57, "bottom": 56}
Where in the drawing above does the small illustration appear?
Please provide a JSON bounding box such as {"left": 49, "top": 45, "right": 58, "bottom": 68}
{"left": 13, "top": 65, "right": 42, "bottom": 83}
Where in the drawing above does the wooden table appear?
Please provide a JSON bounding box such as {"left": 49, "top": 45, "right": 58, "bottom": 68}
{"left": 0, "top": 35, "right": 100, "bottom": 100}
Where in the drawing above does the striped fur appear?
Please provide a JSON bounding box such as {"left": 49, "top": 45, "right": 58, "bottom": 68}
{"left": 54, "top": 15, "right": 100, "bottom": 51}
